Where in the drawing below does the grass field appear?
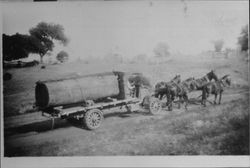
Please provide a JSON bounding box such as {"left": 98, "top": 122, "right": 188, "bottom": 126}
{"left": 3, "top": 52, "right": 249, "bottom": 156}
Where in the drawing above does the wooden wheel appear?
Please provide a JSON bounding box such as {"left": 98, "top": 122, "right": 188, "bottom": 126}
{"left": 149, "top": 97, "right": 162, "bottom": 114}
{"left": 84, "top": 109, "right": 103, "bottom": 130}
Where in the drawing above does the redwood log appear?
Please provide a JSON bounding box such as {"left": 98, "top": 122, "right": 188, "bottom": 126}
{"left": 35, "top": 72, "right": 122, "bottom": 109}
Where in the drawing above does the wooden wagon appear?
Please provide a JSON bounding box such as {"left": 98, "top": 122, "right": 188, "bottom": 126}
{"left": 35, "top": 71, "right": 161, "bottom": 130}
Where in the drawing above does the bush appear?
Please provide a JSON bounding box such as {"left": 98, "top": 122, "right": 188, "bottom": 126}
{"left": 41, "top": 65, "right": 46, "bottom": 69}
{"left": 238, "top": 25, "right": 248, "bottom": 52}
{"left": 213, "top": 39, "right": 224, "bottom": 52}
{"left": 3, "top": 72, "right": 12, "bottom": 81}
{"left": 56, "top": 51, "right": 69, "bottom": 63}
{"left": 154, "top": 42, "right": 170, "bottom": 58}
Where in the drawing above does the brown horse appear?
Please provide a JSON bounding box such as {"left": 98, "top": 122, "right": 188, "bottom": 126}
{"left": 191, "top": 70, "right": 219, "bottom": 105}
{"left": 166, "top": 77, "right": 197, "bottom": 111}
{"left": 193, "top": 70, "right": 219, "bottom": 89}
{"left": 201, "top": 75, "right": 231, "bottom": 106}
{"left": 154, "top": 74, "right": 181, "bottom": 100}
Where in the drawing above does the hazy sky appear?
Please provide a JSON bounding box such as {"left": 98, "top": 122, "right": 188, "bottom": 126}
{"left": 1, "top": 1, "right": 249, "bottom": 60}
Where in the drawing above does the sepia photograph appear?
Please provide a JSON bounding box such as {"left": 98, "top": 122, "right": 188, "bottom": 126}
{"left": 1, "top": 0, "right": 249, "bottom": 166}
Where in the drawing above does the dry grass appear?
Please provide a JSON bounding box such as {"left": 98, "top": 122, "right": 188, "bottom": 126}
{"left": 4, "top": 55, "right": 247, "bottom": 116}
{"left": 3, "top": 53, "right": 249, "bottom": 156}
{"left": 5, "top": 94, "right": 249, "bottom": 156}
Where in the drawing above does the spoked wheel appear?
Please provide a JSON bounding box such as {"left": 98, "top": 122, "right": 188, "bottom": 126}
{"left": 149, "top": 97, "right": 162, "bottom": 115}
{"left": 84, "top": 109, "right": 103, "bottom": 130}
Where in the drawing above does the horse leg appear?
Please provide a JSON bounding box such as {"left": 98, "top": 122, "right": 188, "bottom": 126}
{"left": 206, "top": 92, "right": 210, "bottom": 98}
{"left": 214, "top": 93, "right": 217, "bottom": 105}
{"left": 178, "top": 96, "right": 182, "bottom": 109}
{"left": 168, "top": 93, "right": 174, "bottom": 111}
{"left": 168, "top": 99, "right": 173, "bottom": 111}
{"left": 159, "top": 93, "right": 162, "bottom": 100}
{"left": 166, "top": 93, "right": 170, "bottom": 110}
{"left": 183, "top": 94, "right": 188, "bottom": 111}
{"left": 218, "top": 90, "right": 223, "bottom": 104}
{"left": 201, "top": 89, "right": 204, "bottom": 106}
{"left": 202, "top": 88, "right": 207, "bottom": 107}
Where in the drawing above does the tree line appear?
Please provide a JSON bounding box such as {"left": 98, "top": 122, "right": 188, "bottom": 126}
{"left": 2, "top": 22, "right": 248, "bottom": 64}
{"left": 3, "top": 22, "right": 69, "bottom": 63}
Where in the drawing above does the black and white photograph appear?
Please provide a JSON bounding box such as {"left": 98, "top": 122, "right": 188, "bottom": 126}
{"left": 1, "top": 0, "right": 249, "bottom": 167}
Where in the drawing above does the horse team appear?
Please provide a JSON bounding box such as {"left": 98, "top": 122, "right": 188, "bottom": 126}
{"left": 154, "top": 70, "right": 231, "bottom": 111}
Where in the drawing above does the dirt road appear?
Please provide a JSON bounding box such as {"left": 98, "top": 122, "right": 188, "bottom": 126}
{"left": 4, "top": 87, "right": 249, "bottom": 156}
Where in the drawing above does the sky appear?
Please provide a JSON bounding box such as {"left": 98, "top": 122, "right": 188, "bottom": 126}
{"left": 1, "top": 1, "right": 249, "bottom": 61}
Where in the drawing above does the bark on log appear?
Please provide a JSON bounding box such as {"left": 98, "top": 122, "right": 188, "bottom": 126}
{"left": 35, "top": 72, "right": 124, "bottom": 109}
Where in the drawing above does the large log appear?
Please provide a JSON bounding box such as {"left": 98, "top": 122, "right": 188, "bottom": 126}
{"left": 35, "top": 72, "right": 124, "bottom": 109}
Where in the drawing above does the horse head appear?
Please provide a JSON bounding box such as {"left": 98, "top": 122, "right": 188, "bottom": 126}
{"left": 155, "top": 81, "right": 164, "bottom": 89}
{"left": 184, "top": 77, "right": 195, "bottom": 82}
{"left": 221, "top": 75, "right": 231, "bottom": 87}
{"left": 207, "top": 70, "right": 218, "bottom": 81}
{"left": 172, "top": 74, "right": 181, "bottom": 84}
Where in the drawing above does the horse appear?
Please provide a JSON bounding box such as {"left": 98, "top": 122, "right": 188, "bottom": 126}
{"left": 154, "top": 74, "right": 181, "bottom": 100}
{"left": 191, "top": 70, "right": 219, "bottom": 106}
{"left": 166, "top": 77, "right": 197, "bottom": 111}
{"left": 201, "top": 75, "right": 231, "bottom": 106}
{"left": 193, "top": 70, "right": 219, "bottom": 89}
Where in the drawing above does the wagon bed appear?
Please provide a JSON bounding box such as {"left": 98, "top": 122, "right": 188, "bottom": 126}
{"left": 49, "top": 97, "right": 141, "bottom": 118}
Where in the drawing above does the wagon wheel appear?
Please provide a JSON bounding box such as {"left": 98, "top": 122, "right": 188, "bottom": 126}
{"left": 84, "top": 109, "right": 103, "bottom": 130}
{"left": 149, "top": 97, "right": 162, "bottom": 115}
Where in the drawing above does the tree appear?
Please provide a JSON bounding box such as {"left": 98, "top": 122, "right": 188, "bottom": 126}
{"left": 224, "top": 48, "right": 233, "bottom": 58}
{"left": 213, "top": 39, "right": 224, "bottom": 52}
{"left": 3, "top": 34, "right": 14, "bottom": 61}
{"left": 133, "top": 54, "right": 147, "bottom": 63}
{"left": 56, "top": 51, "right": 69, "bottom": 63}
{"left": 2, "top": 22, "right": 69, "bottom": 62}
{"left": 238, "top": 25, "right": 248, "bottom": 52}
{"left": 3, "top": 33, "right": 35, "bottom": 61}
{"left": 29, "top": 22, "right": 69, "bottom": 63}
{"left": 154, "top": 42, "right": 170, "bottom": 58}
{"left": 103, "top": 50, "right": 123, "bottom": 63}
